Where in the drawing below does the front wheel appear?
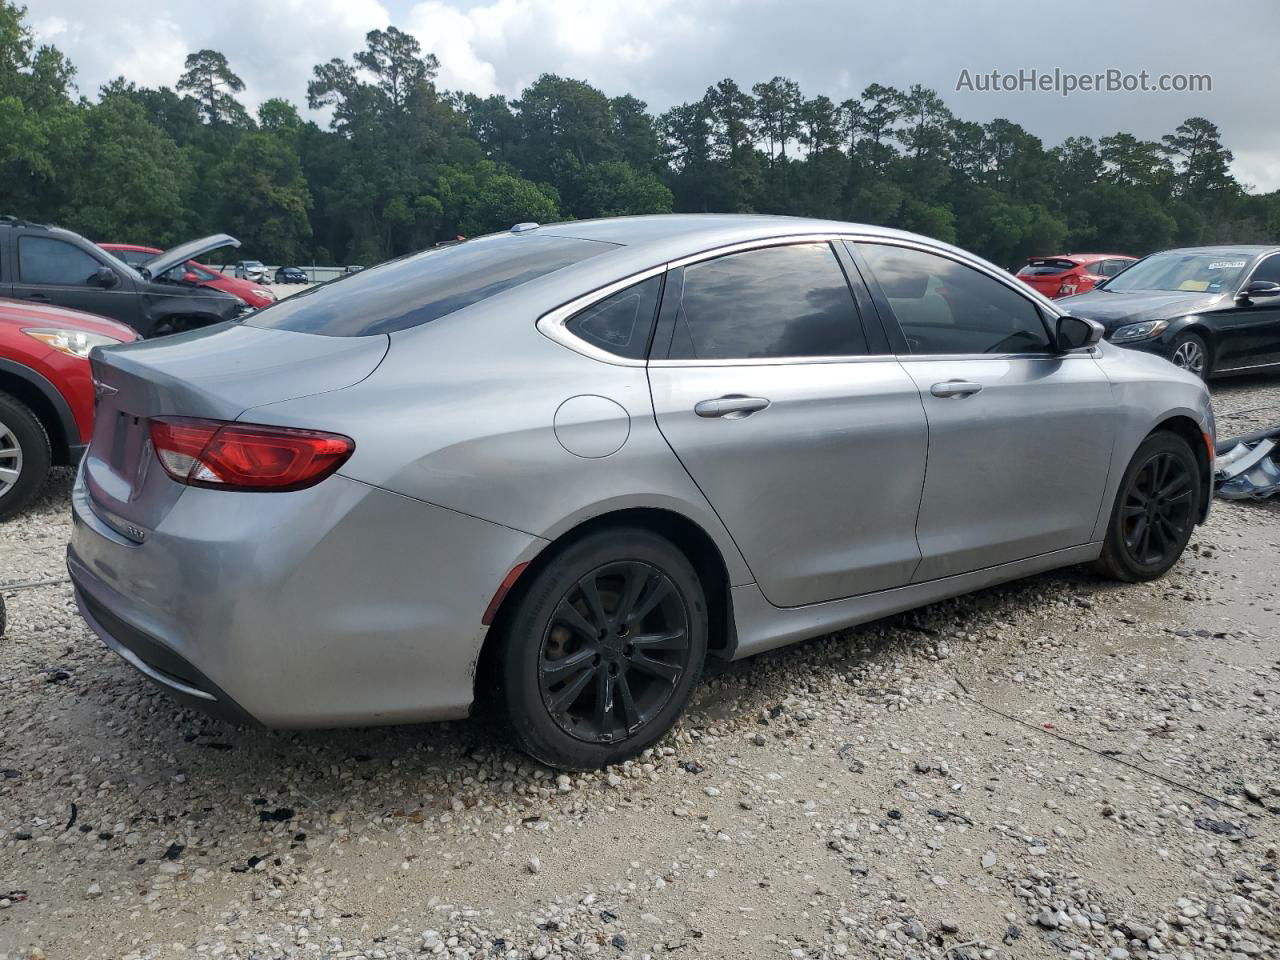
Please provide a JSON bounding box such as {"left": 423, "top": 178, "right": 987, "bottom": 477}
{"left": 0, "top": 392, "right": 52, "bottom": 522}
{"left": 1170, "top": 331, "right": 1211, "bottom": 380}
{"left": 497, "top": 528, "right": 708, "bottom": 770}
{"left": 1093, "top": 432, "right": 1200, "bottom": 582}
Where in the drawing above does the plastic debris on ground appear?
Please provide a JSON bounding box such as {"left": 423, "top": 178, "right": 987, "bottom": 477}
{"left": 1215, "top": 426, "right": 1280, "bottom": 500}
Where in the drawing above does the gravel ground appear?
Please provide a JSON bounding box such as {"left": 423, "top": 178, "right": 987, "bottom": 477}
{"left": 1, "top": 377, "right": 1278, "bottom": 960}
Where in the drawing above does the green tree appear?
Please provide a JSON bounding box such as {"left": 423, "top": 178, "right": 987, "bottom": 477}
{"left": 59, "top": 95, "right": 190, "bottom": 244}
{"left": 572, "top": 160, "right": 672, "bottom": 218}
{"left": 177, "top": 49, "right": 251, "bottom": 126}
{"left": 212, "top": 132, "right": 312, "bottom": 260}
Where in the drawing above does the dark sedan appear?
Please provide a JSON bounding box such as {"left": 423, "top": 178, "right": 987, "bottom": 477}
{"left": 274, "top": 265, "right": 308, "bottom": 284}
{"left": 1060, "top": 245, "right": 1280, "bottom": 379}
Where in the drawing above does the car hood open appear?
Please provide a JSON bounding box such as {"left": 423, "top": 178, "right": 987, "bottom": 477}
{"left": 140, "top": 234, "right": 240, "bottom": 280}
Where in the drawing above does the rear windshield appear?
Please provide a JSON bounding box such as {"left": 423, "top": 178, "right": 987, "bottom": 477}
{"left": 248, "top": 234, "right": 613, "bottom": 337}
{"left": 1016, "top": 259, "right": 1077, "bottom": 276}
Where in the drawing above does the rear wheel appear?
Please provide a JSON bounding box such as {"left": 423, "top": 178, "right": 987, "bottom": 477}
{"left": 497, "top": 528, "right": 707, "bottom": 769}
{"left": 1094, "top": 432, "right": 1200, "bottom": 582}
{"left": 0, "top": 392, "right": 52, "bottom": 522}
{"left": 1170, "top": 331, "right": 1211, "bottom": 380}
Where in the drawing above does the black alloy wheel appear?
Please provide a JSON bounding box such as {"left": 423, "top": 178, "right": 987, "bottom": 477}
{"left": 1120, "top": 450, "right": 1195, "bottom": 566}
{"left": 1094, "top": 431, "right": 1200, "bottom": 582}
{"left": 497, "top": 527, "right": 707, "bottom": 769}
{"left": 538, "top": 560, "right": 691, "bottom": 744}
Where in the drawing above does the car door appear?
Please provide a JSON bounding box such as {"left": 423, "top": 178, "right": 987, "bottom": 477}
{"left": 13, "top": 234, "right": 141, "bottom": 327}
{"left": 854, "top": 240, "right": 1114, "bottom": 582}
{"left": 1219, "top": 253, "right": 1280, "bottom": 369}
{"left": 647, "top": 239, "right": 929, "bottom": 608}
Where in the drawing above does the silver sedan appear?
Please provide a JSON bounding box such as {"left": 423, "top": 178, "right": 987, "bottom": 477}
{"left": 68, "top": 215, "right": 1214, "bottom": 769}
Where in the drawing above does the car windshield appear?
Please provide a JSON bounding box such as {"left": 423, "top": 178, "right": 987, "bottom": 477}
{"left": 1102, "top": 252, "right": 1249, "bottom": 294}
{"left": 247, "top": 233, "right": 613, "bottom": 337}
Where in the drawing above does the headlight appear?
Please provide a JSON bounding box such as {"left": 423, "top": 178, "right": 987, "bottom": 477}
{"left": 1110, "top": 319, "right": 1169, "bottom": 343}
{"left": 22, "top": 327, "right": 126, "bottom": 359}
{"left": 252, "top": 289, "right": 274, "bottom": 301}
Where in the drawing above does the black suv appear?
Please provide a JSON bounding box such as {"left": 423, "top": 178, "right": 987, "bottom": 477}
{"left": 0, "top": 216, "right": 248, "bottom": 338}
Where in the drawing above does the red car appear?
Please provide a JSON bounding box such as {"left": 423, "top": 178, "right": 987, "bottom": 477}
{"left": 100, "top": 243, "right": 276, "bottom": 309}
{"left": 0, "top": 299, "right": 137, "bottom": 518}
{"left": 1015, "top": 254, "right": 1137, "bottom": 299}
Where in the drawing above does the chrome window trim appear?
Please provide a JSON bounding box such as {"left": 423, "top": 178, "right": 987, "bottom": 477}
{"left": 849, "top": 234, "right": 1066, "bottom": 319}
{"left": 535, "top": 264, "right": 668, "bottom": 367}
{"left": 1235, "top": 250, "right": 1280, "bottom": 298}
{"left": 536, "top": 231, "right": 1070, "bottom": 365}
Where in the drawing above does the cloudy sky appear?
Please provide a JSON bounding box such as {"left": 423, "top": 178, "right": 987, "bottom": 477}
{"left": 31, "top": 0, "right": 1280, "bottom": 191}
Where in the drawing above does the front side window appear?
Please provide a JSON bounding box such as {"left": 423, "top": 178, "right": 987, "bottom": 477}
{"left": 668, "top": 242, "right": 867, "bottom": 360}
{"left": 565, "top": 275, "right": 662, "bottom": 360}
{"left": 1247, "top": 254, "right": 1280, "bottom": 285}
{"left": 860, "top": 243, "right": 1053, "bottom": 356}
{"left": 250, "top": 234, "right": 612, "bottom": 337}
{"left": 18, "top": 236, "right": 102, "bottom": 285}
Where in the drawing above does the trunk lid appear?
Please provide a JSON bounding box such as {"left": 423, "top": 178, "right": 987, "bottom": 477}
{"left": 83, "top": 323, "right": 388, "bottom": 539}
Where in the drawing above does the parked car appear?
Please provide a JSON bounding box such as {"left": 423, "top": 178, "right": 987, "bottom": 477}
{"left": 1061, "top": 245, "right": 1280, "bottom": 379}
{"left": 69, "top": 215, "right": 1213, "bottom": 769}
{"left": 1015, "top": 254, "right": 1136, "bottom": 299}
{"left": 101, "top": 243, "right": 276, "bottom": 309}
{"left": 0, "top": 298, "right": 136, "bottom": 518}
{"left": 274, "top": 265, "right": 308, "bottom": 284}
{"left": 0, "top": 217, "right": 248, "bottom": 337}
{"left": 234, "top": 260, "right": 268, "bottom": 282}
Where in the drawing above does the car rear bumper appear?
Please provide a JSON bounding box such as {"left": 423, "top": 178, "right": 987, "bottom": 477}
{"left": 68, "top": 469, "right": 543, "bottom": 728}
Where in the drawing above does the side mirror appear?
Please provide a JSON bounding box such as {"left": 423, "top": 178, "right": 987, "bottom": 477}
{"left": 1238, "top": 280, "right": 1280, "bottom": 302}
{"left": 93, "top": 266, "right": 119, "bottom": 288}
{"left": 1056, "top": 314, "right": 1104, "bottom": 351}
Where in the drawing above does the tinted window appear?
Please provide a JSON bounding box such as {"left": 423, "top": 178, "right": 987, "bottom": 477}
{"left": 565, "top": 275, "right": 662, "bottom": 359}
{"left": 1249, "top": 254, "right": 1280, "bottom": 285}
{"left": 668, "top": 243, "right": 867, "bottom": 360}
{"left": 861, "top": 243, "right": 1052, "bottom": 355}
{"left": 19, "top": 236, "right": 102, "bottom": 285}
{"left": 250, "top": 234, "right": 612, "bottom": 337}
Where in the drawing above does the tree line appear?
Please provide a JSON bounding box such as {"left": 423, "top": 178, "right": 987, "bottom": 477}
{"left": 2, "top": 2, "right": 1276, "bottom": 268}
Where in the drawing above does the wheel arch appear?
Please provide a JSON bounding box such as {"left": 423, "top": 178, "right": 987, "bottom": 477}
{"left": 0, "top": 359, "right": 75, "bottom": 463}
{"left": 1171, "top": 320, "right": 1216, "bottom": 370}
{"left": 1151, "top": 413, "right": 1213, "bottom": 522}
{"left": 474, "top": 506, "right": 738, "bottom": 705}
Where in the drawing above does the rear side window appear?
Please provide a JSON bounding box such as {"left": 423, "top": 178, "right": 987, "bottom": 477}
{"left": 667, "top": 242, "right": 868, "bottom": 360}
{"left": 565, "top": 275, "right": 662, "bottom": 360}
{"left": 19, "top": 236, "right": 102, "bottom": 285}
{"left": 249, "top": 234, "right": 612, "bottom": 337}
{"left": 861, "top": 243, "right": 1053, "bottom": 356}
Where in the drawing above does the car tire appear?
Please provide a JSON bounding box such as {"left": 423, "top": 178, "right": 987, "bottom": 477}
{"left": 0, "top": 391, "right": 52, "bottom": 522}
{"left": 497, "top": 527, "right": 708, "bottom": 770}
{"left": 1170, "top": 331, "right": 1211, "bottom": 380}
{"left": 1093, "top": 431, "right": 1200, "bottom": 583}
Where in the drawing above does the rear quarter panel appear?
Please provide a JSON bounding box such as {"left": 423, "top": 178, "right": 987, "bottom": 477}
{"left": 240, "top": 298, "right": 755, "bottom": 588}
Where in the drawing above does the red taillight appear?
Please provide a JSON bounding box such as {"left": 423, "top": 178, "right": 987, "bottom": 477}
{"left": 149, "top": 417, "right": 354, "bottom": 492}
